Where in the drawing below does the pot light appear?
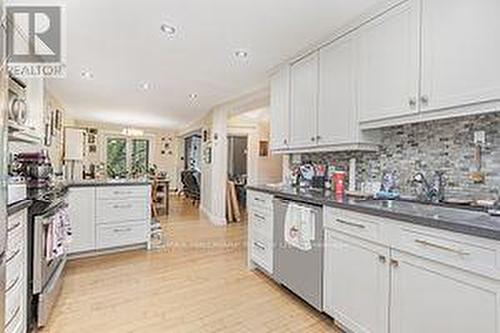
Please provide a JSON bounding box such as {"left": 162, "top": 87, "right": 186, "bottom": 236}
{"left": 139, "top": 82, "right": 151, "bottom": 91}
{"left": 234, "top": 50, "right": 248, "bottom": 59}
{"left": 188, "top": 93, "right": 198, "bottom": 100}
{"left": 160, "top": 23, "right": 176, "bottom": 36}
{"left": 81, "top": 70, "right": 94, "bottom": 80}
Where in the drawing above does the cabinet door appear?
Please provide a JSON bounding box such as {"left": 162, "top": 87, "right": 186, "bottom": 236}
{"left": 390, "top": 250, "right": 499, "bottom": 333}
{"left": 270, "top": 66, "right": 290, "bottom": 151}
{"left": 68, "top": 187, "right": 96, "bottom": 254}
{"left": 421, "top": 0, "right": 500, "bottom": 112}
{"left": 318, "top": 35, "right": 356, "bottom": 146}
{"left": 324, "top": 230, "right": 390, "bottom": 333}
{"left": 357, "top": 0, "right": 420, "bottom": 123}
{"left": 289, "top": 52, "right": 319, "bottom": 148}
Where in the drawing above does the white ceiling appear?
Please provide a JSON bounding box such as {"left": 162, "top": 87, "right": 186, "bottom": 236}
{"left": 24, "top": 0, "right": 382, "bottom": 129}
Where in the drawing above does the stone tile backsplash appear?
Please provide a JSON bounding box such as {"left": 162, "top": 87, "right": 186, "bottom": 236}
{"left": 291, "top": 112, "right": 500, "bottom": 200}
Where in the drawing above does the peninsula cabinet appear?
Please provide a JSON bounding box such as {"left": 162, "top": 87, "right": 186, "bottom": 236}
{"left": 269, "top": 65, "right": 290, "bottom": 151}
{"left": 323, "top": 206, "right": 500, "bottom": 333}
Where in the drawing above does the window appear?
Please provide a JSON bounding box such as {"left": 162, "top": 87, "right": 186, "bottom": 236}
{"left": 106, "top": 138, "right": 127, "bottom": 178}
{"left": 131, "top": 139, "right": 149, "bottom": 176}
{"left": 106, "top": 137, "right": 151, "bottom": 178}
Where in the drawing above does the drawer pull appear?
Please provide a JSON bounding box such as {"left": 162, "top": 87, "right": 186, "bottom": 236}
{"left": 253, "top": 241, "right": 266, "bottom": 250}
{"left": 112, "top": 204, "right": 132, "bottom": 209}
{"left": 5, "top": 305, "right": 20, "bottom": 329}
{"left": 253, "top": 213, "right": 266, "bottom": 220}
{"left": 7, "top": 221, "right": 21, "bottom": 233}
{"left": 415, "top": 239, "right": 470, "bottom": 256}
{"left": 113, "top": 227, "right": 132, "bottom": 233}
{"left": 6, "top": 276, "right": 20, "bottom": 293}
{"left": 254, "top": 197, "right": 266, "bottom": 203}
{"left": 113, "top": 191, "right": 132, "bottom": 195}
{"left": 335, "top": 219, "right": 366, "bottom": 229}
{"left": 6, "top": 249, "right": 20, "bottom": 264}
{"left": 378, "top": 255, "right": 387, "bottom": 264}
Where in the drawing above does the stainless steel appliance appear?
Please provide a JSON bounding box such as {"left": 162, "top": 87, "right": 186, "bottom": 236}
{"left": 7, "top": 76, "right": 27, "bottom": 126}
{"left": 0, "top": 1, "right": 10, "bottom": 328}
{"left": 274, "top": 198, "right": 323, "bottom": 311}
{"left": 14, "top": 151, "right": 68, "bottom": 328}
{"left": 31, "top": 191, "right": 67, "bottom": 327}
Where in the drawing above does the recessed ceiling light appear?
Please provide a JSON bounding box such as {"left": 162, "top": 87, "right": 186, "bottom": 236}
{"left": 188, "top": 93, "right": 198, "bottom": 100}
{"left": 139, "top": 82, "right": 150, "bottom": 91}
{"left": 81, "top": 70, "right": 94, "bottom": 80}
{"left": 234, "top": 50, "right": 249, "bottom": 59}
{"left": 160, "top": 23, "right": 176, "bottom": 36}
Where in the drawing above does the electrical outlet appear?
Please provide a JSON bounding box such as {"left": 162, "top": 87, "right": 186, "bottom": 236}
{"left": 474, "top": 131, "right": 486, "bottom": 144}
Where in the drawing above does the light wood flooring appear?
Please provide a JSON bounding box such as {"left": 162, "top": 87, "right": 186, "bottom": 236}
{"left": 41, "top": 196, "right": 341, "bottom": 332}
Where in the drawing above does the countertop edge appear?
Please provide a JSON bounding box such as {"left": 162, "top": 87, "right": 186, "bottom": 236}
{"left": 66, "top": 181, "right": 152, "bottom": 188}
{"left": 247, "top": 185, "right": 500, "bottom": 241}
{"left": 7, "top": 199, "right": 32, "bottom": 216}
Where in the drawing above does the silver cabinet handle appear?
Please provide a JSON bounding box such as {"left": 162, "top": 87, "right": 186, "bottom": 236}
{"left": 7, "top": 221, "right": 21, "bottom": 233}
{"left": 420, "top": 95, "right": 429, "bottom": 105}
{"left": 253, "top": 242, "right": 266, "bottom": 250}
{"left": 335, "top": 219, "right": 366, "bottom": 229}
{"left": 378, "top": 255, "right": 387, "bottom": 264}
{"left": 113, "top": 227, "right": 132, "bottom": 233}
{"left": 408, "top": 97, "right": 417, "bottom": 108}
{"left": 316, "top": 135, "right": 322, "bottom": 141}
{"left": 283, "top": 139, "right": 288, "bottom": 145}
{"left": 311, "top": 137, "right": 316, "bottom": 142}
{"left": 415, "top": 239, "right": 470, "bottom": 256}
{"left": 6, "top": 275, "right": 20, "bottom": 293}
{"left": 113, "top": 191, "right": 133, "bottom": 195}
{"left": 253, "top": 213, "right": 266, "bottom": 220}
{"left": 5, "top": 305, "right": 21, "bottom": 329}
{"left": 6, "top": 249, "right": 21, "bottom": 263}
{"left": 390, "top": 259, "right": 399, "bottom": 268}
{"left": 112, "top": 204, "right": 132, "bottom": 209}
{"left": 254, "top": 198, "right": 265, "bottom": 203}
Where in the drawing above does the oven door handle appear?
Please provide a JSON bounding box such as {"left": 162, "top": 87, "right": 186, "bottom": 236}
{"left": 37, "top": 202, "right": 68, "bottom": 221}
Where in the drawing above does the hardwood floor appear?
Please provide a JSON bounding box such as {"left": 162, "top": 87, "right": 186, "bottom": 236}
{"left": 41, "top": 197, "right": 341, "bottom": 332}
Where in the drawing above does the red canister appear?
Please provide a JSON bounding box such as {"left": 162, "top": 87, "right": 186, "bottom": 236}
{"left": 333, "top": 171, "right": 347, "bottom": 196}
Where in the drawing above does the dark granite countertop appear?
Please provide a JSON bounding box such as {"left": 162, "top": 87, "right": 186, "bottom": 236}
{"left": 66, "top": 179, "right": 152, "bottom": 188}
{"left": 247, "top": 185, "right": 500, "bottom": 241}
{"left": 7, "top": 199, "right": 32, "bottom": 216}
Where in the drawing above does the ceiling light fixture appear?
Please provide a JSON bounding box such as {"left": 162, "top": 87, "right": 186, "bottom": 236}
{"left": 160, "top": 23, "right": 176, "bottom": 36}
{"left": 139, "top": 82, "right": 151, "bottom": 91}
{"left": 122, "top": 128, "right": 144, "bottom": 137}
{"left": 81, "top": 70, "right": 94, "bottom": 80}
{"left": 188, "top": 93, "right": 198, "bottom": 100}
{"left": 234, "top": 50, "right": 249, "bottom": 59}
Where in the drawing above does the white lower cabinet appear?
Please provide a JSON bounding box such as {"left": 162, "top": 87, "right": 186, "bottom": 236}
{"left": 68, "top": 187, "right": 96, "bottom": 254}
{"left": 324, "top": 207, "right": 500, "bottom": 333}
{"left": 247, "top": 190, "right": 274, "bottom": 274}
{"left": 324, "top": 229, "right": 389, "bottom": 333}
{"left": 390, "top": 250, "right": 498, "bottom": 333}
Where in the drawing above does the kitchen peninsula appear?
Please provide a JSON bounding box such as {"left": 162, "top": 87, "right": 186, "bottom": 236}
{"left": 66, "top": 180, "right": 151, "bottom": 257}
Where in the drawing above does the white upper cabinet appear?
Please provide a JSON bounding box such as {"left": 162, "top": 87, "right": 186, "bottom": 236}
{"left": 357, "top": 0, "right": 420, "bottom": 123}
{"left": 289, "top": 52, "right": 319, "bottom": 149}
{"left": 318, "top": 35, "right": 357, "bottom": 146}
{"left": 270, "top": 65, "right": 290, "bottom": 151}
{"left": 420, "top": 0, "right": 500, "bottom": 112}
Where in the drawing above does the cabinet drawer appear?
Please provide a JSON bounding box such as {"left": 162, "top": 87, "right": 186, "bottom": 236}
{"left": 248, "top": 191, "right": 273, "bottom": 212}
{"left": 250, "top": 232, "right": 273, "bottom": 273}
{"left": 96, "top": 185, "right": 149, "bottom": 200}
{"left": 324, "top": 207, "right": 382, "bottom": 243}
{"left": 96, "top": 221, "right": 148, "bottom": 250}
{"left": 397, "top": 228, "right": 499, "bottom": 279}
{"left": 249, "top": 209, "right": 273, "bottom": 240}
{"left": 5, "top": 273, "right": 22, "bottom": 327}
{"left": 96, "top": 199, "right": 149, "bottom": 224}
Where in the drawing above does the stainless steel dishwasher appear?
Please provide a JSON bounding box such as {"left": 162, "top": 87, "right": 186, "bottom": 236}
{"left": 274, "top": 198, "right": 323, "bottom": 311}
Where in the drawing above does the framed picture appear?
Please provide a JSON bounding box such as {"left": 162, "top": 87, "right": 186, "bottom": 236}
{"left": 55, "top": 109, "right": 62, "bottom": 130}
{"left": 50, "top": 110, "right": 56, "bottom": 136}
{"left": 259, "top": 141, "right": 269, "bottom": 157}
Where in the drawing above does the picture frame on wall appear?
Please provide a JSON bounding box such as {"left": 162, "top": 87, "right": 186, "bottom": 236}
{"left": 50, "top": 110, "right": 56, "bottom": 136}
{"left": 55, "top": 109, "right": 62, "bottom": 130}
{"left": 259, "top": 141, "right": 269, "bottom": 157}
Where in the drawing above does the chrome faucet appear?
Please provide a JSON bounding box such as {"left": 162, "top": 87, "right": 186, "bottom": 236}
{"left": 413, "top": 171, "right": 445, "bottom": 203}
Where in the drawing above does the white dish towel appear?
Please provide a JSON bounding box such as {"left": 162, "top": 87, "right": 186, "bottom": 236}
{"left": 284, "top": 203, "right": 315, "bottom": 251}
